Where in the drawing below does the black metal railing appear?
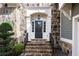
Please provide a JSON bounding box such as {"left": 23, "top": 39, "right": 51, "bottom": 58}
{"left": 24, "top": 33, "right": 28, "bottom": 46}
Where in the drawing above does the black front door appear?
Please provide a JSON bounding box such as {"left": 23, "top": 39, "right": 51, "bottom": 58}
{"left": 35, "top": 21, "right": 42, "bottom": 38}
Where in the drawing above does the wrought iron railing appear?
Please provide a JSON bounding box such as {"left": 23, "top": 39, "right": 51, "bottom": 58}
{"left": 24, "top": 33, "right": 28, "bottom": 46}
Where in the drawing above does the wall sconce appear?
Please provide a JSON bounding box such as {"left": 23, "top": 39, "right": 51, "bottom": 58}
{"left": 38, "top": 15, "right": 40, "bottom": 20}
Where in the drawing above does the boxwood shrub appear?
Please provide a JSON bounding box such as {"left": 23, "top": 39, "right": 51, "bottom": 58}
{"left": 13, "top": 43, "right": 24, "bottom": 56}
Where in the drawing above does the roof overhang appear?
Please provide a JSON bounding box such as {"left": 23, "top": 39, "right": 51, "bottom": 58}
{"left": 59, "top": 3, "right": 66, "bottom": 10}
{"left": 0, "top": 4, "right": 3, "bottom": 8}
{"left": 0, "top": 3, "right": 21, "bottom": 8}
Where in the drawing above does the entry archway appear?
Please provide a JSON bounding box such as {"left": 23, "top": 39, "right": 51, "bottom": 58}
{"left": 31, "top": 12, "right": 48, "bottom": 20}
{"left": 31, "top": 12, "right": 47, "bottom": 39}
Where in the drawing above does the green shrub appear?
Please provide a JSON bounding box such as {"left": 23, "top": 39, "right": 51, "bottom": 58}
{"left": 14, "top": 43, "right": 24, "bottom": 56}
{"left": 0, "top": 22, "right": 14, "bottom": 40}
{"left": 0, "top": 22, "right": 15, "bottom": 56}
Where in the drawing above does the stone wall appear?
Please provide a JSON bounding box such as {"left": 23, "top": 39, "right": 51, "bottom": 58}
{"left": 51, "top": 4, "right": 72, "bottom": 56}
{"left": 19, "top": 6, "right": 27, "bottom": 43}
{"left": 51, "top": 3, "right": 60, "bottom": 48}
{"left": 0, "top": 4, "right": 17, "bottom": 39}
{"left": 60, "top": 41, "right": 72, "bottom": 56}
{"left": 0, "top": 4, "right": 25, "bottom": 43}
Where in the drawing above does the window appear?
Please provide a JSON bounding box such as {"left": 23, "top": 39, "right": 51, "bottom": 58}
{"left": 44, "top": 21, "right": 46, "bottom": 32}
{"left": 32, "top": 22, "right": 34, "bottom": 32}
{"left": 37, "top": 3, "right": 39, "bottom": 6}
{"left": 27, "top": 4, "right": 29, "bottom": 6}
{"left": 5, "top": 9, "right": 11, "bottom": 20}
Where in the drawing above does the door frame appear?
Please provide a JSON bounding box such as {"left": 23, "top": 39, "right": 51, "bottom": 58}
{"left": 72, "top": 15, "right": 79, "bottom": 56}
{"left": 32, "top": 19, "right": 46, "bottom": 39}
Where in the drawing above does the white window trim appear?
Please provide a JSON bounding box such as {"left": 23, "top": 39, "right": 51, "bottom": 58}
{"left": 60, "top": 37, "right": 72, "bottom": 44}
{"left": 60, "top": 10, "right": 72, "bottom": 44}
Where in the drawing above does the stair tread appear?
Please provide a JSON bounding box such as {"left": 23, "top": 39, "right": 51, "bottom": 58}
{"left": 27, "top": 42, "right": 50, "bottom": 44}
{"left": 26, "top": 44, "right": 51, "bottom": 45}
{"left": 22, "top": 39, "right": 53, "bottom": 56}
{"left": 25, "top": 46, "right": 52, "bottom": 49}
{"left": 25, "top": 53, "right": 52, "bottom": 56}
{"left": 25, "top": 49, "right": 52, "bottom": 52}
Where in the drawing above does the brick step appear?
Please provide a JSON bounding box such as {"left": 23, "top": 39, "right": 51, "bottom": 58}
{"left": 27, "top": 42, "right": 50, "bottom": 45}
{"left": 25, "top": 51, "right": 52, "bottom": 54}
{"left": 25, "top": 49, "right": 52, "bottom": 52}
{"left": 26, "top": 44, "right": 51, "bottom": 47}
{"left": 30, "top": 41, "right": 50, "bottom": 44}
{"left": 25, "top": 51, "right": 52, "bottom": 53}
{"left": 31, "top": 39, "right": 47, "bottom": 42}
{"left": 28, "top": 41, "right": 49, "bottom": 43}
{"left": 26, "top": 43, "right": 51, "bottom": 46}
{"left": 24, "top": 53, "right": 52, "bottom": 56}
{"left": 25, "top": 46, "right": 52, "bottom": 49}
{"left": 22, "top": 39, "right": 53, "bottom": 56}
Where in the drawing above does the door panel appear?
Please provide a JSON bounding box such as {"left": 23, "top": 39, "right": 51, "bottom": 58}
{"left": 35, "top": 21, "right": 42, "bottom": 38}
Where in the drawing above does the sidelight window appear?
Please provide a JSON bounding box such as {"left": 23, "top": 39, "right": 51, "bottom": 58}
{"left": 32, "top": 22, "right": 34, "bottom": 32}
{"left": 44, "top": 21, "right": 46, "bottom": 32}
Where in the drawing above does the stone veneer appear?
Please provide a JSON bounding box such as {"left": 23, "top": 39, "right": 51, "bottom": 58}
{"left": 51, "top": 3, "right": 60, "bottom": 48}
{"left": 0, "top": 4, "right": 72, "bottom": 56}
{"left": 0, "top": 4, "right": 17, "bottom": 39}
{"left": 18, "top": 5, "right": 27, "bottom": 43}
{"left": 0, "top": 4, "right": 26, "bottom": 43}
{"left": 60, "top": 41, "right": 72, "bottom": 56}
{"left": 51, "top": 4, "right": 72, "bottom": 56}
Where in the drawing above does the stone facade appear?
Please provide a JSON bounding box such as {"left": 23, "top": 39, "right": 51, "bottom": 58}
{"left": 0, "top": 4, "right": 26, "bottom": 43}
{"left": 60, "top": 41, "right": 72, "bottom": 56}
{"left": 0, "top": 3, "right": 64, "bottom": 56}
{"left": 18, "top": 5, "right": 27, "bottom": 43}
{"left": 51, "top": 3, "right": 60, "bottom": 48}
{"left": 0, "top": 4, "right": 17, "bottom": 38}
{"left": 0, "top": 3, "right": 60, "bottom": 45}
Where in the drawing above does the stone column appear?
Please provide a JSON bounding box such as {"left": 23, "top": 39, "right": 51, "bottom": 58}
{"left": 15, "top": 8, "right": 21, "bottom": 43}
{"left": 19, "top": 7, "right": 27, "bottom": 43}
{"left": 51, "top": 3, "right": 60, "bottom": 48}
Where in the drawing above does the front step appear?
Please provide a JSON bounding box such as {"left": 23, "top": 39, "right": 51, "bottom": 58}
{"left": 24, "top": 53, "right": 52, "bottom": 56}
{"left": 26, "top": 46, "right": 52, "bottom": 49}
{"left": 31, "top": 39, "right": 46, "bottom": 41}
{"left": 31, "top": 39, "right": 47, "bottom": 43}
{"left": 26, "top": 41, "right": 50, "bottom": 45}
{"left": 21, "top": 39, "right": 53, "bottom": 56}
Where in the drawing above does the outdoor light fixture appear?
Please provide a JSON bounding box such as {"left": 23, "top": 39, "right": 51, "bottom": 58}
{"left": 5, "top": 3, "right": 7, "bottom": 7}
{"left": 38, "top": 15, "right": 40, "bottom": 20}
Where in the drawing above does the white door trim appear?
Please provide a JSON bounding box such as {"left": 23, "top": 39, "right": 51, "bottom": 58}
{"left": 31, "top": 18, "right": 47, "bottom": 39}
{"left": 72, "top": 15, "right": 79, "bottom": 56}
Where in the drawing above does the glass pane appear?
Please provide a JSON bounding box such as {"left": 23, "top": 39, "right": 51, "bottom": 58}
{"left": 32, "top": 22, "right": 34, "bottom": 32}
{"left": 44, "top": 22, "right": 46, "bottom": 32}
